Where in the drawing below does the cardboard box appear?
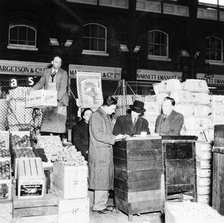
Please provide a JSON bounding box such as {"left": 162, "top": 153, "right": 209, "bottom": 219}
{"left": 52, "top": 163, "right": 88, "bottom": 199}
{"left": 58, "top": 197, "right": 89, "bottom": 223}
{"left": 17, "top": 158, "right": 45, "bottom": 199}
{"left": 165, "top": 201, "right": 223, "bottom": 223}
{"left": 25, "top": 90, "right": 57, "bottom": 108}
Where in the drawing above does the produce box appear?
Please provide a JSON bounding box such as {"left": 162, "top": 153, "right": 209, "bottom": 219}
{"left": 0, "top": 179, "right": 11, "bottom": 200}
{"left": 11, "top": 131, "right": 31, "bottom": 149}
{"left": 183, "top": 79, "right": 209, "bottom": 92}
{"left": 165, "top": 201, "right": 223, "bottom": 223}
{"left": 0, "top": 131, "right": 9, "bottom": 150}
{"left": 13, "top": 147, "right": 36, "bottom": 179}
{"left": 25, "top": 90, "right": 57, "bottom": 108}
{"left": 51, "top": 162, "right": 88, "bottom": 199}
{"left": 37, "top": 135, "right": 63, "bottom": 162}
{"left": 0, "top": 158, "right": 11, "bottom": 180}
{"left": 17, "top": 158, "right": 45, "bottom": 199}
{"left": 58, "top": 197, "right": 89, "bottom": 223}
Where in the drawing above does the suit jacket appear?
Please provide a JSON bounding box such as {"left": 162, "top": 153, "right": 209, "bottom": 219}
{"left": 88, "top": 107, "right": 116, "bottom": 190}
{"left": 113, "top": 114, "right": 150, "bottom": 136}
{"left": 33, "top": 67, "right": 69, "bottom": 106}
{"left": 155, "top": 110, "right": 184, "bottom": 135}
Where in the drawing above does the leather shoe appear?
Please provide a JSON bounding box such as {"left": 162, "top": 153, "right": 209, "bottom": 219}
{"left": 92, "top": 208, "right": 113, "bottom": 214}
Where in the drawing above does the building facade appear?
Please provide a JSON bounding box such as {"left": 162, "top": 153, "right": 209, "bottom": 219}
{"left": 1, "top": 0, "right": 224, "bottom": 124}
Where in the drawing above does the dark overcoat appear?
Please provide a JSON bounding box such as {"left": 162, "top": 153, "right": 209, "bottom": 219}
{"left": 155, "top": 110, "right": 184, "bottom": 135}
{"left": 88, "top": 107, "right": 116, "bottom": 190}
{"left": 72, "top": 120, "right": 89, "bottom": 160}
{"left": 113, "top": 114, "right": 150, "bottom": 136}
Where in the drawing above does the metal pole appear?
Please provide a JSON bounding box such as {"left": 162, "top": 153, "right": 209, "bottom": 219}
{"left": 122, "top": 79, "right": 127, "bottom": 115}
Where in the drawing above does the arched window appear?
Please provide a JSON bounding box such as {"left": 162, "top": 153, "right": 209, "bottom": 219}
{"left": 148, "top": 30, "right": 169, "bottom": 59}
{"left": 8, "top": 16, "right": 37, "bottom": 50}
{"left": 82, "top": 23, "right": 107, "bottom": 55}
{"left": 205, "top": 36, "right": 223, "bottom": 62}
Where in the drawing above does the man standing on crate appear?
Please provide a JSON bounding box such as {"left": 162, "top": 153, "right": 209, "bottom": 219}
{"left": 31, "top": 56, "right": 69, "bottom": 136}
{"left": 155, "top": 96, "right": 184, "bottom": 135}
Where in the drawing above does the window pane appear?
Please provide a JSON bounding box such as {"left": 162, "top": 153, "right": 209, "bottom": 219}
{"left": 18, "top": 26, "right": 26, "bottom": 41}
{"left": 27, "top": 29, "right": 35, "bottom": 41}
{"left": 148, "top": 32, "right": 153, "bottom": 43}
{"left": 10, "top": 27, "right": 18, "bottom": 41}
{"left": 98, "top": 39, "right": 105, "bottom": 51}
{"left": 91, "top": 38, "right": 97, "bottom": 50}
{"left": 90, "top": 25, "right": 98, "bottom": 38}
{"left": 199, "top": 0, "right": 218, "bottom": 5}
{"left": 98, "top": 26, "right": 105, "bottom": 38}
{"left": 161, "top": 46, "right": 167, "bottom": 56}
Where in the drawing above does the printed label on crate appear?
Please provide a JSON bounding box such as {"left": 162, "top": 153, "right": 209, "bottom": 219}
{"left": 20, "top": 184, "right": 43, "bottom": 197}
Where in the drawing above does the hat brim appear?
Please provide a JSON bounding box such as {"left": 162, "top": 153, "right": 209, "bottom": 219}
{"left": 129, "top": 105, "right": 146, "bottom": 113}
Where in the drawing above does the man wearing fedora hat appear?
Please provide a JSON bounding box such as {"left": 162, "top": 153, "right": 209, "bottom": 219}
{"left": 113, "top": 100, "right": 150, "bottom": 136}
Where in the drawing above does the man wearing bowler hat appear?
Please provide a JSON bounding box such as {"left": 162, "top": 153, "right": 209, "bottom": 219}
{"left": 113, "top": 100, "right": 150, "bottom": 136}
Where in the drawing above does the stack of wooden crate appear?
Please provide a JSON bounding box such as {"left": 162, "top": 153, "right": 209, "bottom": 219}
{"left": 0, "top": 131, "right": 12, "bottom": 202}
{"left": 51, "top": 162, "right": 89, "bottom": 223}
{"left": 113, "top": 136, "right": 165, "bottom": 221}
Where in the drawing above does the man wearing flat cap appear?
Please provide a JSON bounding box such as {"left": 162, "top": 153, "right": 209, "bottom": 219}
{"left": 113, "top": 100, "right": 150, "bottom": 136}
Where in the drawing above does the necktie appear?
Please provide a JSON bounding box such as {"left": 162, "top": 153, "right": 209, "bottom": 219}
{"left": 133, "top": 117, "right": 137, "bottom": 126}
{"left": 162, "top": 115, "right": 167, "bottom": 122}
{"left": 51, "top": 70, "right": 57, "bottom": 82}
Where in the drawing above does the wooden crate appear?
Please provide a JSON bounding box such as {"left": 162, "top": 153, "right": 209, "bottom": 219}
{"left": 212, "top": 147, "right": 224, "bottom": 215}
{"left": 17, "top": 158, "right": 45, "bottom": 199}
{"left": 51, "top": 163, "right": 88, "bottom": 199}
{"left": 162, "top": 136, "right": 197, "bottom": 201}
{"left": 114, "top": 136, "right": 164, "bottom": 221}
{"left": 12, "top": 193, "right": 58, "bottom": 218}
{"left": 58, "top": 197, "right": 89, "bottom": 223}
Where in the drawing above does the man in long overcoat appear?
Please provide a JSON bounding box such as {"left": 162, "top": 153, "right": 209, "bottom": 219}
{"left": 88, "top": 96, "right": 124, "bottom": 214}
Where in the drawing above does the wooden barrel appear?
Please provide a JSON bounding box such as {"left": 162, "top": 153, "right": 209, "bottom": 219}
{"left": 0, "top": 99, "right": 8, "bottom": 130}
{"left": 214, "top": 125, "right": 224, "bottom": 147}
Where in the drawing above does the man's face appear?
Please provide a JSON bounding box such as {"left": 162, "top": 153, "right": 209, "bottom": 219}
{"left": 107, "top": 104, "right": 117, "bottom": 115}
{"left": 83, "top": 110, "right": 93, "bottom": 123}
{"left": 52, "top": 57, "right": 62, "bottom": 70}
{"left": 162, "top": 99, "right": 173, "bottom": 115}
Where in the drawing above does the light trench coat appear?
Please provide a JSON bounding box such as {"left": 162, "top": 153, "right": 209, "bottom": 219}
{"left": 88, "top": 107, "right": 116, "bottom": 190}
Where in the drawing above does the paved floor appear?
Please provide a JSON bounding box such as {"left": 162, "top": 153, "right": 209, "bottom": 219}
{"left": 90, "top": 210, "right": 164, "bottom": 223}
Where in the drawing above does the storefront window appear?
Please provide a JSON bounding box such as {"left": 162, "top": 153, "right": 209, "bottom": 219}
{"left": 82, "top": 23, "right": 108, "bottom": 56}
{"left": 199, "top": 0, "right": 224, "bottom": 6}
{"left": 147, "top": 30, "right": 169, "bottom": 60}
{"left": 205, "top": 36, "right": 223, "bottom": 62}
{"left": 8, "top": 17, "right": 37, "bottom": 51}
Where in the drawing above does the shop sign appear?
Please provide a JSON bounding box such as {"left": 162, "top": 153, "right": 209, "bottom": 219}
{"left": 69, "top": 64, "right": 121, "bottom": 80}
{"left": 197, "top": 73, "right": 224, "bottom": 85}
{"left": 0, "top": 60, "right": 49, "bottom": 76}
{"left": 137, "top": 69, "right": 182, "bottom": 81}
